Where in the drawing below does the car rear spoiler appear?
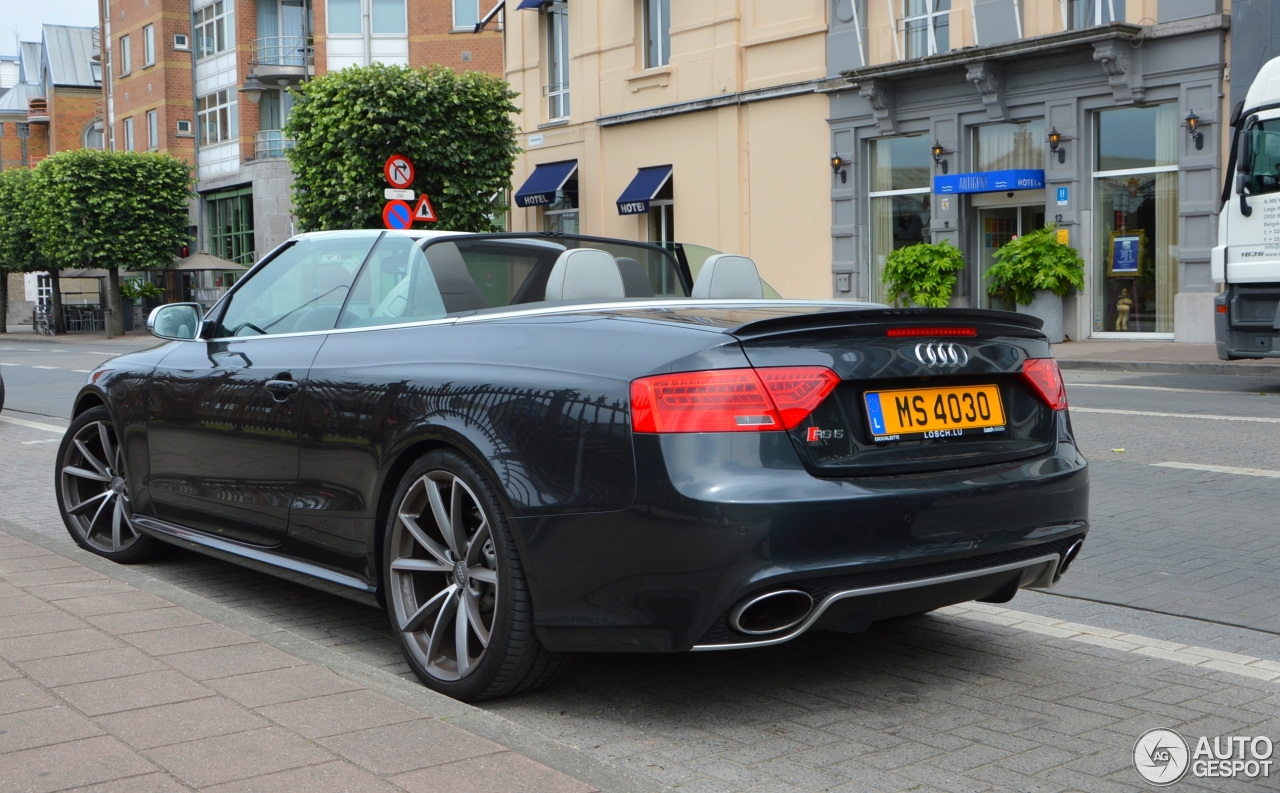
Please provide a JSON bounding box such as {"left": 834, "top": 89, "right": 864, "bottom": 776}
{"left": 728, "top": 307, "right": 1045, "bottom": 338}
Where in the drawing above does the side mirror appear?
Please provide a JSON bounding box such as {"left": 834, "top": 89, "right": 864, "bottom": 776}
{"left": 147, "top": 303, "right": 203, "bottom": 341}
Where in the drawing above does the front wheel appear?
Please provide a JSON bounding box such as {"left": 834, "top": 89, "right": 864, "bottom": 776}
{"left": 55, "top": 406, "right": 163, "bottom": 563}
{"left": 384, "top": 450, "right": 565, "bottom": 701}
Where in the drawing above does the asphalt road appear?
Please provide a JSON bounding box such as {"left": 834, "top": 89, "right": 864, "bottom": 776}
{"left": 3, "top": 337, "right": 1279, "bottom": 792}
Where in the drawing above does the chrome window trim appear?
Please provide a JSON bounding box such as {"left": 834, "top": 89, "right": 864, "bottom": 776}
{"left": 690, "top": 553, "right": 1063, "bottom": 651}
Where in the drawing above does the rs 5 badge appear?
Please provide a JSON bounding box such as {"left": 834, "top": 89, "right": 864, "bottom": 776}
{"left": 807, "top": 427, "right": 845, "bottom": 442}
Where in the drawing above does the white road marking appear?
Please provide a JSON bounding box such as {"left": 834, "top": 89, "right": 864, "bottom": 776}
{"left": 1071, "top": 407, "right": 1280, "bottom": 423}
{"left": 31, "top": 366, "right": 58, "bottom": 370}
{"left": 0, "top": 363, "right": 18, "bottom": 367}
{"left": 944, "top": 602, "right": 1280, "bottom": 683}
{"left": 1152, "top": 461, "right": 1280, "bottom": 479}
{"left": 20, "top": 439, "right": 59, "bottom": 445}
{"left": 1067, "top": 382, "right": 1269, "bottom": 396}
{"left": 0, "top": 416, "right": 67, "bottom": 434}
{"left": 72, "top": 370, "right": 91, "bottom": 373}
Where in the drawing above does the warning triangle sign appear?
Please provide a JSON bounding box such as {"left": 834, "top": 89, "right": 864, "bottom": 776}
{"left": 412, "top": 195, "right": 437, "bottom": 223}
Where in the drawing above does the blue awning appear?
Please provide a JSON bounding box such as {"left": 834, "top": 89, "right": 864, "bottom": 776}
{"left": 616, "top": 165, "right": 673, "bottom": 215}
{"left": 515, "top": 0, "right": 548, "bottom": 9}
{"left": 933, "top": 169, "right": 1045, "bottom": 195}
{"left": 514, "top": 160, "right": 578, "bottom": 208}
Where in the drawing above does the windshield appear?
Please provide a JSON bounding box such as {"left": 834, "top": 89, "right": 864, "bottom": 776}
{"left": 1242, "top": 120, "right": 1280, "bottom": 196}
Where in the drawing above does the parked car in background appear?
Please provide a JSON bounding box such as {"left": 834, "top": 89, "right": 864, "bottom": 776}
{"left": 57, "top": 230, "right": 1089, "bottom": 700}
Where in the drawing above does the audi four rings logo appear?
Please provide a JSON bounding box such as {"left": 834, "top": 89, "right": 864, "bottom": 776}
{"left": 914, "top": 342, "right": 969, "bottom": 367}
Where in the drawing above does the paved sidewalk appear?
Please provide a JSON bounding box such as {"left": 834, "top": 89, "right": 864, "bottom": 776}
{"left": 0, "top": 526, "right": 601, "bottom": 793}
{"left": 1053, "top": 339, "right": 1280, "bottom": 375}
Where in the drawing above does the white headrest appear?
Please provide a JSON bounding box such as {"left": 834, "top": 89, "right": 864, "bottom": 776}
{"left": 544, "top": 248, "right": 626, "bottom": 301}
{"left": 691, "top": 254, "right": 764, "bottom": 299}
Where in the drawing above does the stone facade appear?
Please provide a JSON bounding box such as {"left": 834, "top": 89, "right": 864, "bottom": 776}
{"left": 827, "top": 0, "right": 1229, "bottom": 342}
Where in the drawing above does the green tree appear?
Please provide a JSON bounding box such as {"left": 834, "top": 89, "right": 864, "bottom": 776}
{"left": 882, "top": 241, "right": 967, "bottom": 308}
{"left": 985, "top": 224, "right": 1085, "bottom": 306}
{"left": 30, "top": 150, "right": 193, "bottom": 336}
{"left": 285, "top": 63, "right": 520, "bottom": 232}
{"left": 0, "top": 168, "right": 57, "bottom": 334}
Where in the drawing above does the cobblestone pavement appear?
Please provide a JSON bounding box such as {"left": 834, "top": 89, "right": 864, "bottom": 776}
{"left": 2, "top": 364, "right": 1279, "bottom": 792}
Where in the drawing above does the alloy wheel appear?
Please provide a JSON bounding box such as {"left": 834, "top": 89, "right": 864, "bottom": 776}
{"left": 389, "top": 471, "right": 499, "bottom": 682}
{"left": 59, "top": 420, "right": 140, "bottom": 554}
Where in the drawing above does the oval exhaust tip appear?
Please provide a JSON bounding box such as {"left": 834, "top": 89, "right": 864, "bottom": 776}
{"left": 729, "top": 589, "right": 814, "bottom": 635}
{"left": 1057, "top": 540, "right": 1084, "bottom": 578}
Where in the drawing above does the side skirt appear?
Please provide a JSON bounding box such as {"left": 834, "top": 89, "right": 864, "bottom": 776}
{"left": 133, "top": 515, "right": 381, "bottom": 608}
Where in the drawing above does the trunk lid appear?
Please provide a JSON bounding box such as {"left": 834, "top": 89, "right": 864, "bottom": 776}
{"left": 730, "top": 308, "right": 1057, "bottom": 475}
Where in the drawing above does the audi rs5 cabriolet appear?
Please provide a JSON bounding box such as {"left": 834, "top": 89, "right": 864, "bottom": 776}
{"left": 56, "top": 230, "right": 1088, "bottom": 700}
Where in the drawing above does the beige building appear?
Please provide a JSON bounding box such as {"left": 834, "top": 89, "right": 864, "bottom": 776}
{"left": 501, "top": 0, "right": 834, "bottom": 299}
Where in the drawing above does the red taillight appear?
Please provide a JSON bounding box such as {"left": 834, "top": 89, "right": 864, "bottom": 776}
{"left": 1021, "top": 358, "right": 1067, "bottom": 411}
{"left": 630, "top": 367, "right": 840, "bottom": 433}
{"left": 887, "top": 326, "right": 977, "bottom": 337}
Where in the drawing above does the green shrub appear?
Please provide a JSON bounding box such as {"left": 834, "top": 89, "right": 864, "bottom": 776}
{"left": 882, "top": 241, "right": 966, "bottom": 308}
{"left": 985, "top": 224, "right": 1084, "bottom": 306}
{"left": 119, "top": 279, "right": 163, "bottom": 300}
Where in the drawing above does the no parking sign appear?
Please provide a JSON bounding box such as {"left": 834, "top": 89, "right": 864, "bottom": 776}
{"left": 383, "top": 200, "right": 413, "bottom": 230}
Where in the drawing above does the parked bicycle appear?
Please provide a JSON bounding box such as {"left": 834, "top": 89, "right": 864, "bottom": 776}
{"left": 33, "top": 304, "right": 55, "bottom": 336}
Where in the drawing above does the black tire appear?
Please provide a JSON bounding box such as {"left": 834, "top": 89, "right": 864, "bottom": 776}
{"left": 383, "top": 450, "right": 566, "bottom": 701}
{"left": 55, "top": 406, "right": 163, "bottom": 563}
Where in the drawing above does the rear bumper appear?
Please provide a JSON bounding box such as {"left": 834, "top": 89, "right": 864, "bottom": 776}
{"left": 522, "top": 414, "right": 1089, "bottom": 654}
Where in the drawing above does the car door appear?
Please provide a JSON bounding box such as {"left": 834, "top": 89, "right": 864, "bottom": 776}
{"left": 146, "top": 231, "right": 381, "bottom": 546}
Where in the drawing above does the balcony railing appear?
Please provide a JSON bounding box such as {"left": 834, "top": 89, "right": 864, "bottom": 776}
{"left": 251, "top": 35, "right": 310, "bottom": 81}
{"left": 27, "top": 98, "right": 49, "bottom": 123}
{"left": 255, "top": 129, "right": 296, "bottom": 159}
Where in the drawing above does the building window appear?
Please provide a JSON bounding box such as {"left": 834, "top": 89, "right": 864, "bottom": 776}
{"left": 543, "top": 172, "right": 578, "bottom": 234}
{"left": 868, "top": 134, "right": 931, "bottom": 304}
{"left": 647, "top": 177, "right": 674, "bottom": 246}
{"left": 1092, "top": 103, "right": 1178, "bottom": 335}
{"left": 119, "top": 35, "right": 131, "bottom": 75}
{"left": 545, "top": 1, "right": 569, "bottom": 121}
{"left": 903, "top": 0, "right": 949, "bottom": 59}
{"left": 1065, "top": 0, "right": 1124, "bottom": 29}
{"left": 197, "top": 89, "right": 237, "bottom": 147}
{"left": 146, "top": 110, "right": 158, "bottom": 149}
{"left": 143, "top": 24, "right": 155, "bottom": 66}
{"left": 194, "top": 0, "right": 235, "bottom": 59}
{"left": 643, "top": 0, "right": 670, "bottom": 69}
{"left": 84, "top": 121, "right": 105, "bottom": 149}
{"left": 122, "top": 117, "right": 135, "bottom": 151}
{"left": 454, "top": 0, "right": 480, "bottom": 30}
{"left": 328, "top": 0, "right": 362, "bottom": 34}
{"left": 372, "top": 0, "right": 406, "bottom": 34}
{"left": 973, "top": 119, "right": 1044, "bottom": 171}
{"left": 206, "top": 188, "right": 255, "bottom": 264}
{"left": 89, "top": 60, "right": 102, "bottom": 82}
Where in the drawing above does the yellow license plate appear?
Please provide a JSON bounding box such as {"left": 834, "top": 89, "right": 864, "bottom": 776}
{"left": 864, "top": 384, "right": 1006, "bottom": 442}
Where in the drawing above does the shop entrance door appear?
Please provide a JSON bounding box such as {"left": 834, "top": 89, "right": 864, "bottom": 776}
{"left": 977, "top": 204, "right": 1045, "bottom": 310}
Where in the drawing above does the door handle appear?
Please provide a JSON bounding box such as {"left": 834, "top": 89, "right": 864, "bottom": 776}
{"left": 265, "top": 379, "right": 300, "bottom": 397}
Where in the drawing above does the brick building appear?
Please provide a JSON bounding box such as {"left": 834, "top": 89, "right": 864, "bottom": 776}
{"left": 98, "top": 0, "right": 504, "bottom": 268}
{"left": 0, "top": 27, "right": 103, "bottom": 172}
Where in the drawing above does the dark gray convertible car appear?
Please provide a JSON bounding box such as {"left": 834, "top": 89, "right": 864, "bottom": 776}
{"left": 57, "top": 230, "right": 1088, "bottom": 700}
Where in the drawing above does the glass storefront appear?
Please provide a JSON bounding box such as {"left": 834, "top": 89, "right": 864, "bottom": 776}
{"left": 977, "top": 204, "right": 1045, "bottom": 310}
{"left": 1093, "top": 104, "right": 1178, "bottom": 334}
{"left": 869, "top": 134, "right": 931, "bottom": 304}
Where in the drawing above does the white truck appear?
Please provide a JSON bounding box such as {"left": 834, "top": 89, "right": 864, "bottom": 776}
{"left": 1214, "top": 56, "right": 1280, "bottom": 359}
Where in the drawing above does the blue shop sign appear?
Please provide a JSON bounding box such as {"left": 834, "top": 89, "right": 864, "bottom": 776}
{"left": 933, "top": 169, "right": 1045, "bottom": 195}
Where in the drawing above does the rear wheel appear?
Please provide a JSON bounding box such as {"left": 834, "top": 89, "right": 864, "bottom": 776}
{"left": 56, "top": 407, "right": 162, "bottom": 563}
{"left": 384, "top": 450, "right": 565, "bottom": 701}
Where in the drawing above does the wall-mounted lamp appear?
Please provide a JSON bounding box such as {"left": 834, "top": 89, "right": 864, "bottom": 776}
{"left": 238, "top": 73, "right": 267, "bottom": 104}
{"left": 1048, "top": 127, "right": 1066, "bottom": 164}
{"left": 1186, "top": 111, "right": 1204, "bottom": 150}
{"left": 931, "top": 140, "right": 949, "bottom": 174}
{"left": 831, "top": 154, "right": 847, "bottom": 184}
